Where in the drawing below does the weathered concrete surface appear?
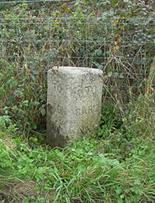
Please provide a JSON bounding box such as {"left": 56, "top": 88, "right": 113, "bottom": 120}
{"left": 47, "top": 67, "right": 103, "bottom": 147}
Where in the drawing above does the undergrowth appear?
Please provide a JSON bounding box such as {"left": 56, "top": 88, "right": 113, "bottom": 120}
{"left": 0, "top": 1, "right": 155, "bottom": 202}
{"left": 0, "top": 135, "right": 154, "bottom": 203}
{"left": 0, "top": 94, "right": 155, "bottom": 203}
{"left": 0, "top": 0, "right": 154, "bottom": 134}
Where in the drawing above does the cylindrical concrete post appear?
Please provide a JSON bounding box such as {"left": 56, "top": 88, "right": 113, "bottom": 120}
{"left": 47, "top": 67, "right": 103, "bottom": 147}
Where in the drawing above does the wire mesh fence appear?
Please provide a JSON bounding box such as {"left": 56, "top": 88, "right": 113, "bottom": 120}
{"left": 0, "top": 0, "right": 155, "bottom": 125}
{"left": 0, "top": 0, "right": 155, "bottom": 103}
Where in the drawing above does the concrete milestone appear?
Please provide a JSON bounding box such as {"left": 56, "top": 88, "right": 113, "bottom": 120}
{"left": 47, "top": 66, "right": 103, "bottom": 147}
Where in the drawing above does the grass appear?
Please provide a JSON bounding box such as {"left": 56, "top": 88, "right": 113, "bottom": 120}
{"left": 0, "top": 133, "right": 155, "bottom": 203}
{"left": 0, "top": 95, "right": 155, "bottom": 203}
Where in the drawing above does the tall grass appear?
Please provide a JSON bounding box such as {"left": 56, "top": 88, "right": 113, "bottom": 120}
{"left": 0, "top": 92, "right": 155, "bottom": 202}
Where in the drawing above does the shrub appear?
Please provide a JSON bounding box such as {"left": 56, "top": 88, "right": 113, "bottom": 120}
{"left": 0, "top": 0, "right": 154, "bottom": 134}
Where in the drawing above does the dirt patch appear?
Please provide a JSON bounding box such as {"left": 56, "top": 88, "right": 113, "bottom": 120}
{"left": 0, "top": 180, "right": 37, "bottom": 202}
{"left": 2, "top": 136, "right": 16, "bottom": 151}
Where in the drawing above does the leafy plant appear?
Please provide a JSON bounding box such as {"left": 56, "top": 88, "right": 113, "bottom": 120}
{"left": 98, "top": 103, "right": 123, "bottom": 138}
{"left": 0, "top": 115, "right": 17, "bottom": 135}
{"left": 0, "top": 0, "right": 154, "bottom": 134}
{"left": 0, "top": 134, "right": 154, "bottom": 202}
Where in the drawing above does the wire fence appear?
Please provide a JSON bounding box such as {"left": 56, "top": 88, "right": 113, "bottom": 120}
{"left": 0, "top": 1, "right": 155, "bottom": 95}
{"left": 0, "top": 0, "right": 155, "bottom": 132}
{"left": 0, "top": 0, "right": 67, "bottom": 3}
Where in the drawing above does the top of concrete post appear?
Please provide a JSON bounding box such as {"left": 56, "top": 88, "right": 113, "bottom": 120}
{"left": 49, "top": 66, "right": 103, "bottom": 76}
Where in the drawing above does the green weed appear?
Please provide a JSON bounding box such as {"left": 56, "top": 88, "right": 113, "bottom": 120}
{"left": 0, "top": 133, "right": 154, "bottom": 203}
